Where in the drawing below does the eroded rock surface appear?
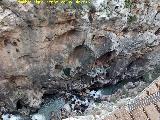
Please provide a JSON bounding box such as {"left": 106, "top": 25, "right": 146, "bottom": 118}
{"left": 0, "top": 0, "right": 159, "bottom": 118}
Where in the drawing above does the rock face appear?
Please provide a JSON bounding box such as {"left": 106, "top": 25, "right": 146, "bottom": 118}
{"left": 0, "top": 0, "right": 159, "bottom": 116}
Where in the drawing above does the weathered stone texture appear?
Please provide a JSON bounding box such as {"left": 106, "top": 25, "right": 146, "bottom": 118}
{"left": 0, "top": 0, "right": 159, "bottom": 115}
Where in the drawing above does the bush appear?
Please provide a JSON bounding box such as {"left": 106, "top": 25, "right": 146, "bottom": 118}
{"left": 125, "top": 0, "right": 133, "bottom": 8}
{"left": 127, "top": 15, "right": 137, "bottom": 23}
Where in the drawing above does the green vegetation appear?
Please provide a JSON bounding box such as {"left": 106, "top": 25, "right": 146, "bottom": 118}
{"left": 38, "top": 16, "right": 46, "bottom": 22}
{"left": 0, "top": 21, "right": 5, "bottom": 26}
{"left": 124, "top": 0, "right": 134, "bottom": 8}
{"left": 123, "top": 89, "right": 129, "bottom": 97}
{"left": 143, "top": 65, "right": 160, "bottom": 82}
{"left": 110, "top": 97, "right": 117, "bottom": 103}
{"left": 127, "top": 15, "right": 137, "bottom": 23}
{"left": 17, "top": 0, "right": 91, "bottom": 5}
{"left": 63, "top": 67, "right": 71, "bottom": 76}
{"left": 95, "top": 102, "right": 100, "bottom": 106}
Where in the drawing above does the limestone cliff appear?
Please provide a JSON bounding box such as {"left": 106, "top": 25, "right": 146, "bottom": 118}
{"left": 0, "top": 0, "right": 159, "bottom": 117}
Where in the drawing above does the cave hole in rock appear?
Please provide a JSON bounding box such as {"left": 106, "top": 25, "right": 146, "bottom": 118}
{"left": 89, "top": 81, "right": 103, "bottom": 91}
{"left": 17, "top": 39, "right": 20, "bottom": 42}
{"left": 16, "top": 100, "right": 23, "bottom": 110}
{"left": 12, "top": 41, "right": 17, "bottom": 46}
{"left": 155, "top": 28, "right": 160, "bottom": 35}
{"left": 68, "top": 45, "right": 95, "bottom": 67}
{"left": 16, "top": 48, "right": 19, "bottom": 52}
{"left": 122, "top": 27, "right": 129, "bottom": 33}
{"left": 63, "top": 68, "right": 71, "bottom": 77}
{"left": 42, "top": 92, "right": 57, "bottom": 100}
{"left": 55, "top": 64, "right": 63, "bottom": 70}
{"left": 115, "top": 6, "right": 119, "bottom": 9}
{"left": 4, "top": 39, "right": 10, "bottom": 46}
{"left": 93, "top": 55, "right": 148, "bottom": 96}
{"left": 95, "top": 50, "right": 116, "bottom": 66}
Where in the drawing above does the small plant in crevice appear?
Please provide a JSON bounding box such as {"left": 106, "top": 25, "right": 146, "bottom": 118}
{"left": 110, "top": 97, "right": 117, "bottom": 103}
{"left": 38, "top": 16, "right": 46, "bottom": 22}
{"left": 143, "top": 65, "right": 160, "bottom": 83}
{"left": 63, "top": 68, "right": 71, "bottom": 77}
{"left": 123, "top": 89, "right": 129, "bottom": 97}
{"left": 127, "top": 15, "right": 137, "bottom": 23}
{"left": 124, "top": 0, "right": 134, "bottom": 8}
{"left": 150, "top": 65, "right": 160, "bottom": 80}
{"left": 143, "top": 71, "right": 152, "bottom": 83}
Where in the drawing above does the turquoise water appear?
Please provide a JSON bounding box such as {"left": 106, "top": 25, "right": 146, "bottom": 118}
{"left": 101, "top": 80, "right": 129, "bottom": 95}
{"left": 38, "top": 98, "right": 65, "bottom": 120}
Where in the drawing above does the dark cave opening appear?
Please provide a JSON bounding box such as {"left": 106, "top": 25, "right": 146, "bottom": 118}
{"left": 16, "top": 100, "right": 23, "bottom": 110}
